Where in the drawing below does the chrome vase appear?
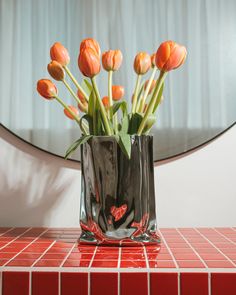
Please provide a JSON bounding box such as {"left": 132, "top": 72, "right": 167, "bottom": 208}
{"left": 79, "top": 135, "right": 160, "bottom": 246}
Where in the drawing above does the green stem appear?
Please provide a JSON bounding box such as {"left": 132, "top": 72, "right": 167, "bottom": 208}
{"left": 138, "top": 67, "right": 157, "bottom": 113}
{"left": 54, "top": 95, "right": 88, "bottom": 135}
{"left": 63, "top": 79, "right": 87, "bottom": 113}
{"left": 108, "top": 71, "right": 113, "bottom": 120}
{"left": 131, "top": 74, "right": 142, "bottom": 113}
{"left": 64, "top": 66, "right": 89, "bottom": 102}
{"left": 91, "top": 77, "right": 113, "bottom": 135}
{"left": 137, "top": 71, "right": 167, "bottom": 135}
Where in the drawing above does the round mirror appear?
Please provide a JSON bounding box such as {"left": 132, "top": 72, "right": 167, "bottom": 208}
{"left": 0, "top": 0, "right": 235, "bottom": 162}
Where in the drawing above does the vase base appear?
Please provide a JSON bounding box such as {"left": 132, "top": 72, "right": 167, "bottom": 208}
{"left": 78, "top": 230, "right": 161, "bottom": 247}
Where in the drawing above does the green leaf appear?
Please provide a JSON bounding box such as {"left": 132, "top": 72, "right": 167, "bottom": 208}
{"left": 80, "top": 114, "right": 93, "bottom": 135}
{"left": 142, "top": 115, "right": 156, "bottom": 134}
{"left": 88, "top": 91, "right": 94, "bottom": 117}
{"left": 117, "top": 133, "right": 131, "bottom": 159}
{"left": 120, "top": 115, "right": 129, "bottom": 134}
{"left": 128, "top": 113, "right": 143, "bottom": 134}
{"left": 153, "top": 82, "right": 164, "bottom": 113}
{"left": 112, "top": 101, "right": 128, "bottom": 116}
{"left": 65, "top": 135, "right": 93, "bottom": 159}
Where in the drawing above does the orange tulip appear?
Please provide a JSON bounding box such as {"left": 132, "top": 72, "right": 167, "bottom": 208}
{"left": 47, "top": 60, "right": 65, "bottom": 81}
{"left": 64, "top": 105, "right": 79, "bottom": 120}
{"left": 37, "top": 79, "right": 57, "bottom": 99}
{"left": 144, "top": 79, "right": 156, "bottom": 95}
{"left": 102, "top": 96, "right": 110, "bottom": 109}
{"left": 80, "top": 38, "right": 101, "bottom": 57}
{"left": 50, "top": 42, "right": 70, "bottom": 66}
{"left": 133, "top": 52, "right": 151, "bottom": 75}
{"left": 78, "top": 48, "right": 101, "bottom": 78}
{"left": 155, "top": 41, "right": 187, "bottom": 72}
{"left": 77, "top": 89, "right": 86, "bottom": 104}
{"left": 151, "top": 53, "right": 156, "bottom": 68}
{"left": 102, "top": 50, "right": 123, "bottom": 71}
{"left": 112, "top": 85, "right": 124, "bottom": 101}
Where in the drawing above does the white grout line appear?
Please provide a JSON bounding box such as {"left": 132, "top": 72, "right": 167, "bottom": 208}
{"left": 143, "top": 246, "right": 150, "bottom": 295}
{"left": 158, "top": 230, "right": 179, "bottom": 295}
{"left": 59, "top": 243, "right": 76, "bottom": 267}
{"left": 158, "top": 230, "right": 178, "bottom": 268}
{"left": 118, "top": 247, "right": 121, "bottom": 295}
{"left": 1, "top": 265, "right": 236, "bottom": 273}
{"left": 176, "top": 228, "right": 208, "bottom": 268}
{"left": 0, "top": 227, "right": 32, "bottom": 251}
{"left": 3, "top": 228, "right": 49, "bottom": 267}
{"left": 0, "top": 227, "right": 14, "bottom": 238}
{"left": 195, "top": 228, "right": 236, "bottom": 267}
{"left": 208, "top": 272, "right": 211, "bottom": 295}
{"left": 176, "top": 229, "right": 210, "bottom": 295}
{"left": 214, "top": 228, "right": 236, "bottom": 245}
{"left": 31, "top": 240, "right": 57, "bottom": 267}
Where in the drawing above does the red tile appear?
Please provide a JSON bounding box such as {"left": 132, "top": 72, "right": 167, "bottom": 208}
{"left": 41, "top": 253, "right": 67, "bottom": 259}
{"left": 61, "top": 272, "right": 88, "bottom": 295}
{"left": 7, "top": 259, "right": 35, "bottom": 267}
{"left": 181, "top": 273, "right": 208, "bottom": 295}
{"left": 205, "top": 260, "right": 235, "bottom": 268}
{"left": 15, "top": 253, "right": 42, "bottom": 259}
{"left": 173, "top": 253, "right": 199, "bottom": 260}
{"left": 120, "top": 273, "right": 148, "bottom": 295}
{"left": 149, "top": 260, "right": 176, "bottom": 268}
{"left": 177, "top": 260, "right": 205, "bottom": 268}
{"left": 0, "top": 253, "right": 15, "bottom": 259}
{"left": 171, "top": 248, "right": 195, "bottom": 254}
{"left": 91, "top": 260, "right": 118, "bottom": 267}
{"left": 121, "top": 253, "right": 146, "bottom": 260}
{"left": 211, "top": 273, "right": 236, "bottom": 295}
{"left": 199, "top": 254, "right": 226, "bottom": 260}
{"left": 0, "top": 259, "right": 8, "bottom": 266}
{"left": 94, "top": 253, "right": 119, "bottom": 260}
{"left": 34, "top": 259, "right": 62, "bottom": 267}
{"left": 120, "top": 260, "right": 147, "bottom": 268}
{"left": 63, "top": 260, "right": 90, "bottom": 267}
{"left": 150, "top": 273, "right": 178, "bottom": 295}
{"left": 147, "top": 253, "right": 172, "bottom": 260}
{"left": 2, "top": 271, "right": 29, "bottom": 295}
{"left": 67, "top": 253, "right": 93, "bottom": 260}
{"left": 91, "top": 272, "right": 118, "bottom": 295}
{"left": 32, "top": 272, "right": 58, "bottom": 295}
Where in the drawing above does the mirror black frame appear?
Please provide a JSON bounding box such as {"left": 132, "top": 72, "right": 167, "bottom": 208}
{"left": 0, "top": 122, "right": 235, "bottom": 166}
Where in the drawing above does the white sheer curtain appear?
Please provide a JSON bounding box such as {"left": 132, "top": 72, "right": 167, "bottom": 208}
{"left": 0, "top": 0, "right": 236, "bottom": 158}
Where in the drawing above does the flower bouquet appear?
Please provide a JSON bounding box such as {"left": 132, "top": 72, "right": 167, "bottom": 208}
{"left": 37, "top": 39, "right": 186, "bottom": 245}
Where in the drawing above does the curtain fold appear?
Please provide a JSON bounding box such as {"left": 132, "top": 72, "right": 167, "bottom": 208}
{"left": 0, "top": 0, "right": 236, "bottom": 159}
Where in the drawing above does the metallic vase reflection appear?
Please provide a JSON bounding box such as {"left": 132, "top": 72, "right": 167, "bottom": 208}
{"left": 79, "top": 135, "right": 161, "bottom": 246}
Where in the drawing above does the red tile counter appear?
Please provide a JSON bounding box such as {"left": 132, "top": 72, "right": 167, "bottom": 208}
{"left": 0, "top": 227, "right": 236, "bottom": 294}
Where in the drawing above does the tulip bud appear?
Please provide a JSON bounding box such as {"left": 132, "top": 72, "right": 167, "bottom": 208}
{"left": 47, "top": 60, "right": 65, "bottom": 81}
{"left": 144, "top": 79, "right": 156, "bottom": 95}
{"left": 102, "top": 50, "right": 123, "bottom": 71}
{"left": 78, "top": 48, "right": 101, "bottom": 78}
{"left": 102, "top": 96, "right": 110, "bottom": 109}
{"left": 133, "top": 52, "right": 151, "bottom": 75}
{"left": 112, "top": 85, "right": 125, "bottom": 101}
{"left": 151, "top": 53, "right": 156, "bottom": 68}
{"left": 155, "top": 40, "right": 187, "bottom": 72}
{"left": 37, "top": 79, "right": 58, "bottom": 99}
{"left": 80, "top": 38, "right": 101, "bottom": 57}
{"left": 50, "top": 42, "right": 70, "bottom": 66}
{"left": 78, "top": 101, "right": 88, "bottom": 112}
{"left": 77, "top": 89, "right": 86, "bottom": 104}
{"left": 64, "top": 105, "right": 79, "bottom": 120}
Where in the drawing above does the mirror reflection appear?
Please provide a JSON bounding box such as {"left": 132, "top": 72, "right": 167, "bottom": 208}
{"left": 0, "top": 0, "right": 235, "bottom": 161}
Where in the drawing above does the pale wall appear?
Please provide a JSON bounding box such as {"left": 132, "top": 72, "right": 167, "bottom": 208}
{"left": 0, "top": 125, "right": 235, "bottom": 227}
